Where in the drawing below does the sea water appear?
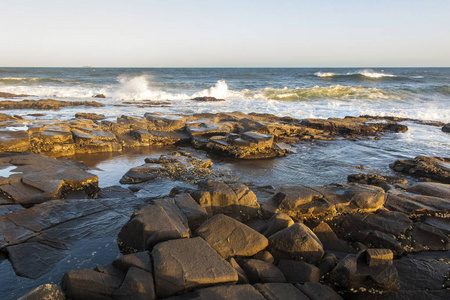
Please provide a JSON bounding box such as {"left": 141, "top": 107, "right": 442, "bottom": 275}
{"left": 1, "top": 67, "right": 448, "bottom": 185}
{"left": 0, "top": 68, "right": 449, "bottom": 299}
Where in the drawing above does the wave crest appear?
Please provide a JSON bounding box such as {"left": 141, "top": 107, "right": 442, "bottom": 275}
{"left": 259, "top": 85, "right": 403, "bottom": 101}
{"left": 0, "top": 77, "right": 79, "bottom": 84}
{"left": 315, "top": 69, "right": 397, "bottom": 79}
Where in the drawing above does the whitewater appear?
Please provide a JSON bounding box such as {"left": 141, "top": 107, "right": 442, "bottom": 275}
{"left": 0, "top": 68, "right": 449, "bottom": 123}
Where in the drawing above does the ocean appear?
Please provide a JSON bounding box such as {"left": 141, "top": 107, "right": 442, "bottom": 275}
{"left": 0, "top": 67, "right": 448, "bottom": 188}
{"left": 0, "top": 67, "right": 449, "bottom": 299}
{"left": 0, "top": 67, "right": 449, "bottom": 122}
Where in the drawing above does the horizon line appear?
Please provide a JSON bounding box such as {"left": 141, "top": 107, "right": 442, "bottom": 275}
{"left": 1, "top": 66, "right": 450, "bottom": 69}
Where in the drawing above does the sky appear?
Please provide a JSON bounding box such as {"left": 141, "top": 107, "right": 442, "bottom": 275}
{"left": 0, "top": 0, "right": 449, "bottom": 67}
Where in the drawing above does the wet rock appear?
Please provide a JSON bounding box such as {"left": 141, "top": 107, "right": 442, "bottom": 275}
{"left": 295, "top": 282, "right": 343, "bottom": 300}
{"left": 442, "top": 123, "right": 450, "bottom": 133}
{"left": 152, "top": 237, "right": 238, "bottom": 298}
{"left": 254, "top": 282, "right": 309, "bottom": 300}
{"left": 0, "top": 113, "right": 19, "bottom": 121}
{"left": 262, "top": 212, "right": 294, "bottom": 237}
{"left": 98, "top": 185, "right": 136, "bottom": 199}
{"left": 0, "top": 99, "right": 103, "bottom": 110}
{"left": 390, "top": 156, "right": 450, "bottom": 184}
{"left": 165, "top": 284, "right": 265, "bottom": 300}
{"left": 7, "top": 241, "right": 67, "bottom": 279}
{"left": 174, "top": 193, "right": 208, "bottom": 230}
{"left": 268, "top": 222, "right": 324, "bottom": 263}
{"left": 75, "top": 112, "right": 106, "bottom": 120}
{"left": 117, "top": 204, "right": 189, "bottom": 253}
{"left": 17, "top": 284, "right": 65, "bottom": 300}
{"left": 61, "top": 268, "right": 123, "bottom": 300}
{"left": 411, "top": 222, "right": 450, "bottom": 251}
{"left": 406, "top": 182, "right": 450, "bottom": 199}
{"left": 113, "top": 251, "right": 152, "bottom": 273}
{"left": 0, "top": 130, "right": 30, "bottom": 152}
{"left": 191, "top": 96, "right": 225, "bottom": 102}
{"left": 236, "top": 258, "right": 286, "bottom": 283}
{"left": 348, "top": 173, "right": 408, "bottom": 187}
{"left": 0, "top": 153, "right": 98, "bottom": 206}
{"left": 198, "top": 180, "right": 261, "bottom": 219}
{"left": 277, "top": 259, "right": 320, "bottom": 283}
{"left": 120, "top": 152, "right": 218, "bottom": 185}
{"left": 330, "top": 249, "right": 398, "bottom": 290}
{"left": 271, "top": 184, "right": 385, "bottom": 220}
{"left": 0, "top": 91, "right": 29, "bottom": 98}
{"left": 385, "top": 191, "right": 450, "bottom": 214}
{"left": 204, "top": 131, "right": 288, "bottom": 159}
{"left": 144, "top": 114, "right": 186, "bottom": 132}
{"left": 196, "top": 214, "right": 268, "bottom": 259}
{"left": 112, "top": 267, "right": 155, "bottom": 300}
{"left": 394, "top": 256, "right": 450, "bottom": 290}
{"left": 422, "top": 216, "right": 450, "bottom": 234}
{"left": 93, "top": 94, "right": 106, "bottom": 98}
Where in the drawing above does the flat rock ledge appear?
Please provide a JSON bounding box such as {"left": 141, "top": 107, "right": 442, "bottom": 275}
{"left": 0, "top": 99, "right": 103, "bottom": 110}
{"left": 0, "top": 152, "right": 98, "bottom": 206}
{"left": 0, "top": 112, "right": 408, "bottom": 158}
{"left": 390, "top": 156, "right": 450, "bottom": 184}
{"left": 29, "top": 175, "right": 448, "bottom": 300}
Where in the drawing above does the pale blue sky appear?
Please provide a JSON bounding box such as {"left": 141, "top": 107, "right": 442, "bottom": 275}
{"left": 0, "top": 0, "right": 449, "bottom": 67}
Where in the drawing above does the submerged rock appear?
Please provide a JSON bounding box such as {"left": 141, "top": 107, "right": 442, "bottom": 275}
{"left": 442, "top": 123, "right": 450, "bottom": 133}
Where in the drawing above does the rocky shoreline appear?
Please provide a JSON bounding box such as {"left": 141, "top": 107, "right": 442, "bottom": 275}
{"left": 0, "top": 108, "right": 448, "bottom": 299}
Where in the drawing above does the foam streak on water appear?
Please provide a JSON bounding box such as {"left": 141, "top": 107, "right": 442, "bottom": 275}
{"left": 0, "top": 68, "right": 448, "bottom": 123}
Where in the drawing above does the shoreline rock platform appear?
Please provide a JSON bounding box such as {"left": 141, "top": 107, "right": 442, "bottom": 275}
{"left": 0, "top": 110, "right": 448, "bottom": 299}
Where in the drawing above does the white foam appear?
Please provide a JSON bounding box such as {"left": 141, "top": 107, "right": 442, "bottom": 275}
{"left": 192, "top": 79, "right": 230, "bottom": 99}
{"left": 315, "top": 72, "right": 336, "bottom": 78}
{"left": 113, "top": 74, "right": 189, "bottom": 101}
{"left": 354, "top": 69, "right": 396, "bottom": 78}
{"left": 0, "top": 166, "right": 19, "bottom": 177}
{"left": 2, "top": 125, "right": 29, "bottom": 131}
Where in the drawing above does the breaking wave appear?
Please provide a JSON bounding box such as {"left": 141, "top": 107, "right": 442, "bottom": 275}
{"left": 315, "top": 69, "right": 397, "bottom": 79}
{"left": 0, "top": 77, "right": 79, "bottom": 84}
{"left": 113, "top": 75, "right": 232, "bottom": 100}
{"left": 251, "top": 85, "right": 404, "bottom": 101}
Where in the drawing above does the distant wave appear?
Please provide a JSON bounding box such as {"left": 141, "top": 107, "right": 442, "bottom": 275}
{"left": 255, "top": 85, "right": 404, "bottom": 101}
{"left": 0, "top": 77, "right": 79, "bottom": 84}
{"left": 315, "top": 69, "right": 397, "bottom": 79}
